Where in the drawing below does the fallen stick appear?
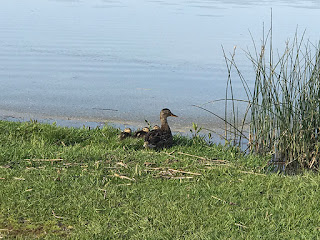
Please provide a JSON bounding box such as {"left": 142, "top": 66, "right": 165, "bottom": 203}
{"left": 0, "top": 228, "right": 11, "bottom": 232}
{"left": 205, "top": 164, "right": 231, "bottom": 169}
{"left": 176, "top": 152, "right": 228, "bottom": 163}
{"left": 235, "top": 223, "right": 248, "bottom": 229}
{"left": 113, "top": 173, "right": 135, "bottom": 181}
{"left": 52, "top": 210, "right": 64, "bottom": 219}
{"left": 146, "top": 167, "right": 164, "bottom": 171}
{"left": 211, "top": 195, "right": 227, "bottom": 204}
{"left": 144, "top": 162, "right": 156, "bottom": 166}
{"left": 116, "top": 162, "right": 128, "bottom": 168}
{"left": 146, "top": 167, "right": 201, "bottom": 176}
{"left": 13, "top": 177, "right": 25, "bottom": 181}
{"left": 25, "top": 159, "right": 63, "bottom": 162}
{"left": 168, "top": 168, "right": 201, "bottom": 176}
{"left": 169, "top": 176, "right": 194, "bottom": 179}
{"left": 163, "top": 151, "right": 176, "bottom": 158}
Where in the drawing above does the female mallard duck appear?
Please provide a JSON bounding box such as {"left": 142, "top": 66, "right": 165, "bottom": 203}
{"left": 119, "top": 128, "right": 132, "bottom": 140}
{"left": 144, "top": 108, "right": 178, "bottom": 149}
{"left": 133, "top": 127, "right": 150, "bottom": 138}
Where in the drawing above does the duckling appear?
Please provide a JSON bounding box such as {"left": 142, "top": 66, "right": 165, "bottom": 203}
{"left": 144, "top": 108, "right": 178, "bottom": 149}
{"left": 152, "top": 125, "right": 160, "bottom": 130}
{"left": 119, "top": 128, "right": 132, "bottom": 140}
{"left": 133, "top": 127, "right": 150, "bottom": 138}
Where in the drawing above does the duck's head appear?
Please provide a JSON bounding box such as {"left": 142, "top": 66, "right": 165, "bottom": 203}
{"left": 153, "top": 125, "right": 160, "bottom": 130}
{"left": 123, "top": 128, "right": 132, "bottom": 134}
{"left": 160, "top": 108, "right": 178, "bottom": 119}
{"left": 142, "top": 127, "right": 150, "bottom": 132}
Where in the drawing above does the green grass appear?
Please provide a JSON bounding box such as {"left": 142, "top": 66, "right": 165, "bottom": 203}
{"left": 1, "top": 120, "right": 320, "bottom": 239}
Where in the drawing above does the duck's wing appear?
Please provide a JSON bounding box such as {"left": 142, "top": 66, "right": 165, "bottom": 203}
{"left": 144, "top": 130, "right": 173, "bottom": 149}
{"left": 144, "top": 129, "right": 161, "bottom": 147}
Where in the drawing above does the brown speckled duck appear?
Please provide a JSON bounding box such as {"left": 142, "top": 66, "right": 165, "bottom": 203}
{"left": 119, "top": 128, "right": 132, "bottom": 140}
{"left": 133, "top": 127, "right": 150, "bottom": 138}
{"left": 144, "top": 108, "right": 178, "bottom": 149}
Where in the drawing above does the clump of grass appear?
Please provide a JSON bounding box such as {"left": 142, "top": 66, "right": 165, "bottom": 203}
{"left": 221, "top": 27, "right": 320, "bottom": 171}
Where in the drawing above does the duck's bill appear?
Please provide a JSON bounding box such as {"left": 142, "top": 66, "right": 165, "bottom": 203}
{"left": 171, "top": 113, "right": 178, "bottom": 117}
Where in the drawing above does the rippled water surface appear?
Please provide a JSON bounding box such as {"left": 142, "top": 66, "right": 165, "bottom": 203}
{"left": 1, "top": 0, "right": 319, "bottom": 130}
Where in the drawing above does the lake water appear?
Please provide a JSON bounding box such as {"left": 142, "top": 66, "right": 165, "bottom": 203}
{"left": 0, "top": 0, "right": 319, "bottom": 132}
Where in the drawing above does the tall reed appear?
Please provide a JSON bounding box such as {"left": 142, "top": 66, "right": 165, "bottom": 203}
{"left": 209, "top": 27, "right": 320, "bottom": 171}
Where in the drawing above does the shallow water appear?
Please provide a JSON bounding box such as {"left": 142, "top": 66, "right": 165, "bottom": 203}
{"left": 0, "top": 0, "right": 319, "bottom": 132}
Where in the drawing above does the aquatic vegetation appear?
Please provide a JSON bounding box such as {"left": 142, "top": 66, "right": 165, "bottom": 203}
{"left": 212, "top": 29, "right": 320, "bottom": 171}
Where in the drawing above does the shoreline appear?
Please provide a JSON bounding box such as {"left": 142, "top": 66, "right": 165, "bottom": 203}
{"left": 0, "top": 108, "right": 227, "bottom": 132}
{"left": 0, "top": 109, "right": 229, "bottom": 144}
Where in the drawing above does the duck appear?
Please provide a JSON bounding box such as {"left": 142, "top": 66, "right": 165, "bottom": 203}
{"left": 152, "top": 125, "right": 160, "bottom": 130}
{"left": 119, "top": 128, "right": 132, "bottom": 140}
{"left": 144, "top": 108, "right": 178, "bottom": 149}
{"left": 133, "top": 127, "right": 150, "bottom": 138}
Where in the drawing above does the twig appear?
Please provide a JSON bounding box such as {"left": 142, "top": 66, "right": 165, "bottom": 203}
{"left": 168, "top": 176, "right": 194, "bottom": 179}
{"left": 146, "top": 167, "right": 201, "bottom": 176}
{"left": 144, "top": 162, "right": 156, "bottom": 167}
{"left": 235, "top": 223, "right": 248, "bottom": 229}
{"left": 146, "top": 167, "right": 162, "bottom": 171}
{"left": 176, "top": 152, "right": 228, "bottom": 163}
{"left": 168, "top": 168, "right": 201, "bottom": 176}
{"left": 212, "top": 195, "right": 227, "bottom": 204}
{"left": 163, "top": 151, "right": 176, "bottom": 158}
{"left": 113, "top": 173, "right": 135, "bottom": 181}
{"left": 0, "top": 178, "right": 5, "bottom": 180}
{"left": 52, "top": 210, "right": 64, "bottom": 219}
{"left": 25, "top": 159, "right": 63, "bottom": 162}
{"left": 116, "top": 162, "right": 128, "bottom": 168}
{"left": 13, "top": 177, "right": 25, "bottom": 181}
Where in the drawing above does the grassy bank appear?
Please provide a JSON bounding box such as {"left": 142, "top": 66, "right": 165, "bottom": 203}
{"left": 1, "top": 120, "right": 320, "bottom": 239}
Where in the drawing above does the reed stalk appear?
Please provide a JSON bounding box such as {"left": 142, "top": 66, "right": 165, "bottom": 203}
{"left": 222, "top": 28, "right": 320, "bottom": 171}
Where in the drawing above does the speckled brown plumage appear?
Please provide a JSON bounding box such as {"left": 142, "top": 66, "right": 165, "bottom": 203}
{"left": 144, "top": 109, "right": 178, "bottom": 149}
{"left": 119, "top": 128, "right": 132, "bottom": 140}
{"left": 133, "top": 127, "right": 150, "bottom": 138}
